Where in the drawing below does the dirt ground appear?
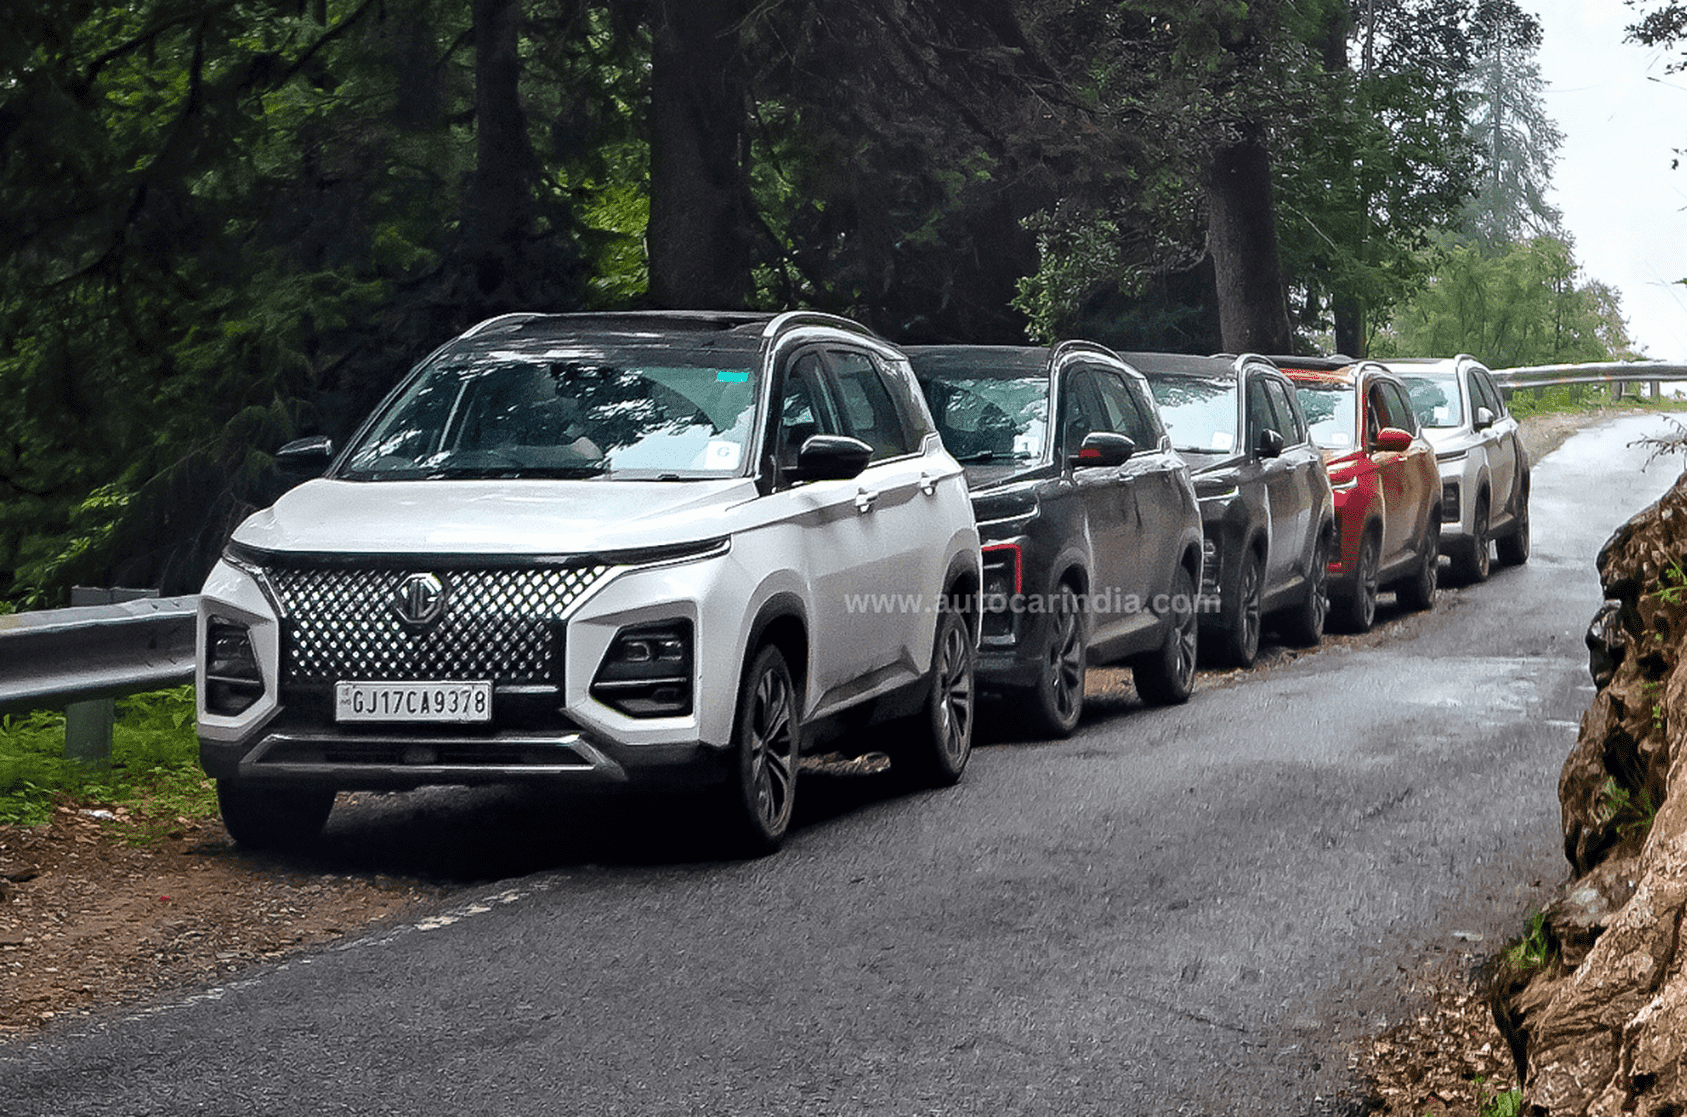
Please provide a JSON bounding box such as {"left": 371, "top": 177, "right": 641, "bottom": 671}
{"left": 0, "top": 805, "right": 444, "bottom": 1033}
{"left": 0, "top": 407, "right": 1644, "bottom": 1111}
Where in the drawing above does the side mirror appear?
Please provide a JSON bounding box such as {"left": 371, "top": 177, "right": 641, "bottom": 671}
{"left": 1070, "top": 431, "right": 1136, "bottom": 468}
{"left": 1373, "top": 427, "right": 1414, "bottom": 453}
{"left": 1253, "top": 428, "right": 1285, "bottom": 459}
{"left": 794, "top": 434, "right": 873, "bottom": 481}
{"left": 275, "top": 435, "right": 334, "bottom": 475}
{"left": 1473, "top": 406, "right": 1495, "bottom": 431}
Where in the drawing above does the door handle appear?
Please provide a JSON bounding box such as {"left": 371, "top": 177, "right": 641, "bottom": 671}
{"left": 855, "top": 488, "right": 879, "bottom": 513}
{"left": 918, "top": 471, "right": 939, "bottom": 496}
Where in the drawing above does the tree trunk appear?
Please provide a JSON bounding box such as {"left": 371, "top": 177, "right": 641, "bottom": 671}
{"left": 648, "top": 0, "right": 753, "bottom": 309}
{"left": 461, "top": 0, "right": 540, "bottom": 299}
{"left": 1205, "top": 129, "right": 1292, "bottom": 355}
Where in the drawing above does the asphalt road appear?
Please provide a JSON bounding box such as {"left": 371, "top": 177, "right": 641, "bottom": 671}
{"left": 4, "top": 413, "right": 1683, "bottom": 1117}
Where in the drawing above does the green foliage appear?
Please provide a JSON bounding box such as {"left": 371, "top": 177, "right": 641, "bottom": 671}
{"left": 1595, "top": 776, "right": 1659, "bottom": 841}
{"left": 1655, "top": 558, "right": 1687, "bottom": 606}
{"left": 0, "top": 687, "right": 216, "bottom": 836}
{"left": 1504, "top": 909, "right": 1554, "bottom": 970}
{"left": 1477, "top": 1084, "right": 1524, "bottom": 1117}
{"left": 1372, "top": 236, "right": 1635, "bottom": 366}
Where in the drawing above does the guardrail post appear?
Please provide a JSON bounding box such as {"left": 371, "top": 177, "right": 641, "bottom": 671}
{"left": 62, "top": 587, "right": 158, "bottom": 765}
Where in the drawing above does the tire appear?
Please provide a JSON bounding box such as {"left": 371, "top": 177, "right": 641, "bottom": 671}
{"left": 1133, "top": 564, "right": 1199, "bottom": 706}
{"left": 1279, "top": 529, "right": 1329, "bottom": 648}
{"left": 1334, "top": 528, "right": 1380, "bottom": 634}
{"left": 1219, "top": 548, "right": 1265, "bottom": 668}
{"left": 1453, "top": 493, "right": 1491, "bottom": 584}
{"left": 723, "top": 643, "right": 800, "bottom": 855}
{"left": 901, "top": 607, "right": 975, "bottom": 786}
{"left": 1496, "top": 487, "right": 1530, "bottom": 567}
{"left": 216, "top": 780, "right": 335, "bottom": 851}
{"left": 1396, "top": 508, "right": 1439, "bottom": 612}
{"left": 1025, "top": 583, "right": 1085, "bottom": 737}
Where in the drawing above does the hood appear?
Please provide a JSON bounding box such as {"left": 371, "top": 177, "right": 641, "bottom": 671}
{"left": 962, "top": 461, "right": 1055, "bottom": 493}
{"left": 231, "top": 477, "right": 754, "bottom": 556}
{"left": 1419, "top": 426, "right": 1471, "bottom": 452}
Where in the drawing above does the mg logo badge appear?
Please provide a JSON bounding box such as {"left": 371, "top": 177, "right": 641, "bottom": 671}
{"left": 394, "top": 572, "right": 448, "bottom": 628}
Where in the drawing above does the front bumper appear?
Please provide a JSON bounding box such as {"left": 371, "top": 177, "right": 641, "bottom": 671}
{"left": 196, "top": 548, "right": 744, "bottom": 792}
{"left": 198, "top": 722, "right": 729, "bottom": 793}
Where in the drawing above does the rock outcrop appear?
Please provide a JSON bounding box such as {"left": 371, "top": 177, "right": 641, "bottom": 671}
{"left": 1495, "top": 473, "right": 1687, "bottom": 1115}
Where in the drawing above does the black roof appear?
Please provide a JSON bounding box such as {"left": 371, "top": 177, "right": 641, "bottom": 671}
{"left": 903, "top": 345, "right": 1051, "bottom": 379}
{"left": 1118, "top": 352, "right": 1237, "bottom": 379}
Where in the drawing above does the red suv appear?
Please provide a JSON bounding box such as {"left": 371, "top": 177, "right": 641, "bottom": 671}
{"left": 1280, "top": 359, "right": 1441, "bottom": 633}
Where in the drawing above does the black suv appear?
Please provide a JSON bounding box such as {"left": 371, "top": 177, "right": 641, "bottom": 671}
{"left": 1132, "top": 353, "right": 1336, "bottom": 667}
{"left": 909, "top": 344, "right": 1204, "bottom": 736}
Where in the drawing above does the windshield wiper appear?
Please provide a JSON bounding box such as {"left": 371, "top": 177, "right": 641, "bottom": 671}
{"left": 954, "top": 450, "right": 1031, "bottom": 463}
{"left": 420, "top": 462, "right": 610, "bottom": 480}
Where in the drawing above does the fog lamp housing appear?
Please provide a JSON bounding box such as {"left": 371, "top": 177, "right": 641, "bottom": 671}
{"left": 204, "top": 615, "right": 265, "bottom": 716}
{"left": 590, "top": 619, "right": 695, "bottom": 717}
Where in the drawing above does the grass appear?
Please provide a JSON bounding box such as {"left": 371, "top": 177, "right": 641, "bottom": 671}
{"left": 0, "top": 685, "right": 218, "bottom": 841}
{"left": 1505, "top": 382, "right": 1687, "bottom": 420}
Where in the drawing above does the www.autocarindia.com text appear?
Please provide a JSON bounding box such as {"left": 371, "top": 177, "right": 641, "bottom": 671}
{"left": 843, "top": 589, "right": 1221, "bottom": 616}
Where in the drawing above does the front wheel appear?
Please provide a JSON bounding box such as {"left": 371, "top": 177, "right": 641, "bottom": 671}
{"left": 900, "top": 607, "right": 975, "bottom": 786}
{"left": 1132, "top": 565, "right": 1198, "bottom": 706}
{"left": 1334, "top": 529, "right": 1380, "bottom": 634}
{"left": 1218, "top": 549, "right": 1264, "bottom": 668}
{"left": 722, "top": 643, "right": 800, "bottom": 855}
{"left": 1397, "top": 510, "right": 1439, "bottom": 612}
{"left": 216, "top": 780, "right": 335, "bottom": 851}
{"left": 1453, "top": 494, "right": 1492, "bottom": 584}
{"left": 1496, "top": 490, "right": 1530, "bottom": 566}
{"left": 1024, "top": 583, "right": 1085, "bottom": 737}
{"left": 1279, "top": 530, "right": 1329, "bottom": 647}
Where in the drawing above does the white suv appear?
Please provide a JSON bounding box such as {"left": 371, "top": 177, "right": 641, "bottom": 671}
{"left": 1382, "top": 355, "right": 1530, "bottom": 583}
{"left": 197, "top": 311, "right": 981, "bottom": 854}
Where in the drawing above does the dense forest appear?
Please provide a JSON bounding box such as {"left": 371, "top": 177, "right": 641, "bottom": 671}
{"left": 0, "top": 0, "right": 1653, "bottom": 606}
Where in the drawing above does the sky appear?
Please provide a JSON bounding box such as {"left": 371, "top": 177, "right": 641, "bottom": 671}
{"left": 1532, "top": 0, "right": 1687, "bottom": 360}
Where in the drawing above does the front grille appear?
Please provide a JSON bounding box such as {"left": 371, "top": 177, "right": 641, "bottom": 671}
{"left": 265, "top": 564, "right": 610, "bottom": 684}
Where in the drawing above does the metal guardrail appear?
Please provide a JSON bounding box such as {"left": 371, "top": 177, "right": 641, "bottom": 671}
{"left": 1492, "top": 361, "right": 1687, "bottom": 393}
{"left": 0, "top": 595, "right": 198, "bottom": 717}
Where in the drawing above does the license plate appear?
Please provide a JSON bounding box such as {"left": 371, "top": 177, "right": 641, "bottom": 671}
{"left": 334, "top": 681, "right": 493, "bottom": 723}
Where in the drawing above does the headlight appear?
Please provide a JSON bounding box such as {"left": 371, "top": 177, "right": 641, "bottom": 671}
{"left": 590, "top": 619, "right": 694, "bottom": 717}
{"left": 204, "top": 615, "right": 265, "bottom": 716}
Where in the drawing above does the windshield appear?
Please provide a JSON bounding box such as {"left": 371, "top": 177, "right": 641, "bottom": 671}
{"left": 1294, "top": 382, "right": 1358, "bottom": 450}
{"left": 1398, "top": 371, "right": 1463, "bottom": 429}
{"left": 919, "top": 374, "right": 1049, "bottom": 463}
{"left": 1147, "top": 376, "right": 1238, "bottom": 453}
{"left": 340, "top": 341, "right": 762, "bottom": 481}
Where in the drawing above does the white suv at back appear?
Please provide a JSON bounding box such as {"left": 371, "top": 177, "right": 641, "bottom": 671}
{"left": 1382, "top": 355, "right": 1529, "bottom": 583}
{"left": 197, "top": 311, "right": 981, "bottom": 855}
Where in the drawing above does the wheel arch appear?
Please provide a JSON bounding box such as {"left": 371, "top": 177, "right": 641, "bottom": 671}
{"left": 745, "top": 593, "right": 809, "bottom": 703}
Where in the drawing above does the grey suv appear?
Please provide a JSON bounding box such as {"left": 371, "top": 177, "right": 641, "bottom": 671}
{"left": 909, "top": 344, "right": 1204, "bottom": 736}
{"left": 1134, "top": 353, "right": 1336, "bottom": 667}
{"left": 1381, "top": 355, "right": 1529, "bottom": 583}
